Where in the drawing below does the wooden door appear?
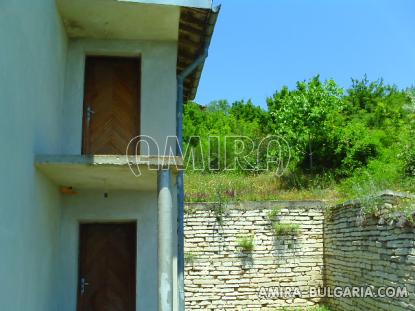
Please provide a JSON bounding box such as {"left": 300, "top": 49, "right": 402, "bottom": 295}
{"left": 77, "top": 223, "right": 137, "bottom": 311}
{"left": 82, "top": 56, "right": 140, "bottom": 155}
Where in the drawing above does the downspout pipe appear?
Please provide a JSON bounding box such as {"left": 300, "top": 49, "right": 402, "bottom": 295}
{"left": 158, "top": 169, "right": 174, "bottom": 311}
{"left": 176, "top": 6, "right": 220, "bottom": 311}
{"left": 176, "top": 51, "right": 208, "bottom": 311}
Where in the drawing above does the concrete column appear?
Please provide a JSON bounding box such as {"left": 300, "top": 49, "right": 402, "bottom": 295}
{"left": 158, "top": 169, "right": 173, "bottom": 311}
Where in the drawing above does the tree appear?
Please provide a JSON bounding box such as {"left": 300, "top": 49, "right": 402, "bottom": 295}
{"left": 267, "top": 75, "right": 344, "bottom": 172}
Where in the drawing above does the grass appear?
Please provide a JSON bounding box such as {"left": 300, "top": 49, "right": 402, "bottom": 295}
{"left": 184, "top": 171, "right": 340, "bottom": 204}
{"left": 236, "top": 235, "right": 255, "bottom": 252}
{"left": 184, "top": 252, "right": 197, "bottom": 265}
{"left": 273, "top": 223, "right": 301, "bottom": 236}
{"left": 280, "top": 306, "right": 330, "bottom": 311}
{"left": 184, "top": 171, "right": 415, "bottom": 206}
{"left": 268, "top": 206, "right": 282, "bottom": 221}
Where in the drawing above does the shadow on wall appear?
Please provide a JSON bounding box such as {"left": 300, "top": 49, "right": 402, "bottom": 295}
{"left": 184, "top": 201, "right": 325, "bottom": 310}
{"left": 184, "top": 192, "right": 415, "bottom": 310}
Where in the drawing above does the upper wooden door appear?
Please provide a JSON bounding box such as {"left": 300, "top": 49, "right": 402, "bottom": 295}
{"left": 82, "top": 56, "right": 140, "bottom": 155}
{"left": 77, "top": 223, "right": 137, "bottom": 311}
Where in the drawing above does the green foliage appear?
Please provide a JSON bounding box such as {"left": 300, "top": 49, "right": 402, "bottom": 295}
{"left": 403, "top": 147, "right": 415, "bottom": 177}
{"left": 340, "top": 156, "right": 403, "bottom": 199}
{"left": 267, "top": 75, "right": 345, "bottom": 173}
{"left": 268, "top": 207, "right": 302, "bottom": 238}
{"left": 184, "top": 252, "right": 197, "bottom": 265}
{"left": 184, "top": 204, "right": 197, "bottom": 215}
{"left": 280, "top": 306, "right": 330, "bottom": 311}
{"left": 398, "top": 199, "right": 415, "bottom": 224}
{"left": 280, "top": 170, "right": 337, "bottom": 190}
{"left": 183, "top": 99, "right": 269, "bottom": 172}
{"left": 268, "top": 206, "right": 282, "bottom": 221}
{"left": 184, "top": 171, "right": 338, "bottom": 203}
{"left": 273, "top": 223, "right": 300, "bottom": 236}
{"left": 266, "top": 75, "right": 415, "bottom": 180}
{"left": 184, "top": 75, "right": 415, "bottom": 202}
{"left": 212, "top": 191, "right": 227, "bottom": 226}
{"left": 368, "top": 197, "right": 415, "bottom": 224}
{"left": 236, "top": 235, "right": 255, "bottom": 252}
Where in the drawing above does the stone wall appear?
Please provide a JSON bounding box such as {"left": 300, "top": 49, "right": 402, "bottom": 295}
{"left": 184, "top": 201, "right": 325, "bottom": 310}
{"left": 324, "top": 193, "right": 415, "bottom": 311}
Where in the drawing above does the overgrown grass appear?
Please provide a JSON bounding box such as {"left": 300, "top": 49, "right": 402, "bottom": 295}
{"left": 273, "top": 223, "right": 301, "bottom": 236}
{"left": 184, "top": 169, "right": 415, "bottom": 205}
{"left": 268, "top": 206, "right": 282, "bottom": 221}
{"left": 184, "top": 171, "right": 340, "bottom": 204}
{"left": 338, "top": 150, "right": 410, "bottom": 198}
{"left": 236, "top": 235, "right": 255, "bottom": 252}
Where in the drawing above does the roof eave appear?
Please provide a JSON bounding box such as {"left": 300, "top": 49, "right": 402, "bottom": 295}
{"left": 177, "top": 5, "right": 221, "bottom": 101}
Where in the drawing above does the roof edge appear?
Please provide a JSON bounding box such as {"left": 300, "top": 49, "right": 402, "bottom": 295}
{"left": 177, "top": 5, "right": 221, "bottom": 101}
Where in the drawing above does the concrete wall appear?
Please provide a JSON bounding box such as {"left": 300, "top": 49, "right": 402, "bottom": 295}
{"left": 62, "top": 38, "right": 178, "bottom": 155}
{"left": 58, "top": 26, "right": 179, "bottom": 311}
{"left": 58, "top": 190, "right": 159, "bottom": 311}
{"left": 184, "top": 201, "right": 325, "bottom": 310}
{"left": 0, "top": 4, "right": 179, "bottom": 311}
{"left": 324, "top": 195, "right": 415, "bottom": 311}
{"left": 57, "top": 171, "right": 179, "bottom": 310}
{"left": 0, "top": 1, "right": 67, "bottom": 310}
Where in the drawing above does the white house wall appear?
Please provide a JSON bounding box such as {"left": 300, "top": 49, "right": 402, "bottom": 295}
{"left": 62, "top": 38, "right": 178, "bottom": 156}
{"left": 1, "top": 2, "right": 180, "bottom": 310}
{"left": 58, "top": 189, "right": 178, "bottom": 311}
{"left": 0, "top": 0, "right": 68, "bottom": 310}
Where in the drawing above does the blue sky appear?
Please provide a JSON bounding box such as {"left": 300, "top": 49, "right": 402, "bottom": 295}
{"left": 195, "top": 0, "right": 415, "bottom": 109}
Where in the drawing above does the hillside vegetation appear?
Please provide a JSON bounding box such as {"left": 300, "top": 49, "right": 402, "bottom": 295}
{"left": 183, "top": 76, "right": 415, "bottom": 203}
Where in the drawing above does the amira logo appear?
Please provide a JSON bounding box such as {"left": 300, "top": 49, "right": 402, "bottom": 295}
{"left": 125, "top": 135, "right": 291, "bottom": 177}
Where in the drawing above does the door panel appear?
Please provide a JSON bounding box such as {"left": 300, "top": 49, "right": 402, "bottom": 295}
{"left": 83, "top": 56, "right": 140, "bottom": 155}
{"left": 77, "top": 223, "right": 137, "bottom": 311}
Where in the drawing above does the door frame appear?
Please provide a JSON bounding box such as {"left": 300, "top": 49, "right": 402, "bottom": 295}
{"left": 76, "top": 221, "right": 138, "bottom": 311}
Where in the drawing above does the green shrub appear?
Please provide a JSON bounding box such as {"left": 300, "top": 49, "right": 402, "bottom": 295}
{"left": 334, "top": 122, "right": 383, "bottom": 175}
{"left": 281, "top": 170, "right": 337, "bottom": 190}
{"left": 184, "top": 252, "right": 197, "bottom": 265}
{"left": 268, "top": 206, "right": 282, "bottom": 221}
{"left": 183, "top": 76, "right": 415, "bottom": 205}
{"left": 403, "top": 146, "right": 415, "bottom": 177}
{"left": 273, "top": 223, "right": 300, "bottom": 236}
{"left": 237, "top": 235, "right": 254, "bottom": 252}
{"left": 340, "top": 152, "right": 405, "bottom": 201}
{"left": 212, "top": 190, "right": 227, "bottom": 226}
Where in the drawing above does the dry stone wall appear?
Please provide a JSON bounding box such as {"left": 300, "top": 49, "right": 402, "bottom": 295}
{"left": 184, "top": 193, "right": 415, "bottom": 310}
{"left": 184, "top": 201, "right": 325, "bottom": 310}
{"left": 324, "top": 193, "right": 415, "bottom": 311}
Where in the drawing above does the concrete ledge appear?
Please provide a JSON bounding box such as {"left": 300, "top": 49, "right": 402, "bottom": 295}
{"left": 35, "top": 155, "right": 182, "bottom": 191}
{"left": 35, "top": 154, "right": 183, "bottom": 167}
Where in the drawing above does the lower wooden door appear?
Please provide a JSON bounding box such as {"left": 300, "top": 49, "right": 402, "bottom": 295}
{"left": 77, "top": 223, "right": 136, "bottom": 311}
